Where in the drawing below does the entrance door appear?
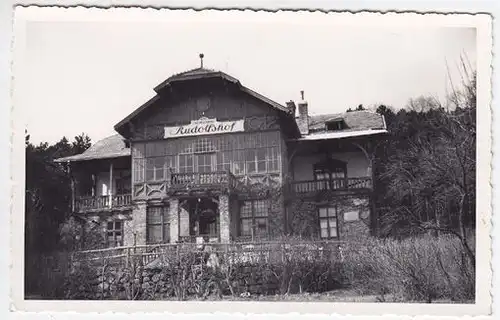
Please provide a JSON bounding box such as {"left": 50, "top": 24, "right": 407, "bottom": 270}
{"left": 189, "top": 198, "right": 219, "bottom": 241}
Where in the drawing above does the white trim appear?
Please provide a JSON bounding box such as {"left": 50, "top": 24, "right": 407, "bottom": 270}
{"left": 294, "top": 129, "right": 388, "bottom": 141}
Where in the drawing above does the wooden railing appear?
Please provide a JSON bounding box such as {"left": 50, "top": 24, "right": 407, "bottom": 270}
{"left": 291, "top": 177, "right": 372, "bottom": 194}
{"left": 170, "top": 171, "right": 237, "bottom": 192}
{"left": 73, "top": 240, "right": 345, "bottom": 268}
{"left": 75, "top": 193, "right": 132, "bottom": 212}
{"left": 112, "top": 194, "right": 132, "bottom": 207}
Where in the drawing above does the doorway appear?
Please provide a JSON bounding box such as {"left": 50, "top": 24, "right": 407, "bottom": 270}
{"left": 188, "top": 197, "right": 219, "bottom": 241}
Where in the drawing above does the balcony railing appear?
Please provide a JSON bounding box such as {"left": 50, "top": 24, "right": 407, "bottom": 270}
{"left": 169, "top": 171, "right": 237, "bottom": 192}
{"left": 291, "top": 177, "right": 372, "bottom": 194}
{"left": 75, "top": 194, "right": 132, "bottom": 212}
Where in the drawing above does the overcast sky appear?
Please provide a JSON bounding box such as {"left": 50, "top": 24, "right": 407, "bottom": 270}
{"left": 15, "top": 9, "right": 476, "bottom": 144}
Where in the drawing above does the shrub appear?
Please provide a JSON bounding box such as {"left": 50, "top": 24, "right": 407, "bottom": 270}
{"left": 342, "top": 234, "right": 475, "bottom": 302}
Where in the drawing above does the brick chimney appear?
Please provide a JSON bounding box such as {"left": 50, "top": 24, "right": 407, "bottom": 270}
{"left": 297, "top": 90, "right": 309, "bottom": 135}
{"left": 285, "top": 100, "right": 296, "bottom": 116}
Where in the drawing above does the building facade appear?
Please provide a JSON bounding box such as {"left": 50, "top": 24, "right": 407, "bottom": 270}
{"left": 56, "top": 66, "right": 387, "bottom": 248}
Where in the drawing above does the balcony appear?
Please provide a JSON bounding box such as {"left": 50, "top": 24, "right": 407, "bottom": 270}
{"left": 168, "top": 171, "right": 237, "bottom": 195}
{"left": 74, "top": 194, "right": 132, "bottom": 213}
{"left": 291, "top": 177, "right": 372, "bottom": 195}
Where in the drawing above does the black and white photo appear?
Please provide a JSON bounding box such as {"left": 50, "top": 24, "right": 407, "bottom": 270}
{"left": 9, "top": 7, "right": 493, "bottom": 316}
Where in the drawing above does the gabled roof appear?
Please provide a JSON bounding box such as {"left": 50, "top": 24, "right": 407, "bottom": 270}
{"left": 153, "top": 68, "right": 239, "bottom": 92}
{"left": 54, "top": 134, "right": 130, "bottom": 163}
{"left": 114, "top": 68, "right": 292, "bottom": 135}
{"left": 289, "top": 110, "right": 387, "bottom": 141}
{"left": 308, "top": 110, "right": 386, "bottom": 133}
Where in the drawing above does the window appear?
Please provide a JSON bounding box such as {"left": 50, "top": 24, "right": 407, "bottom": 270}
{"left": 106, "top": 221, "right": 123, "bottom": 247}
{"left": 246, "top": 149, "right": 266, "bottom": 174}
{"left": 232, "top": 150, "right": 246, "bottom": 175}
{"left": 326, "top": 120, "right": 345, "bottom": 131}
{"left": 146, "top": 157, "right": 165, "bottom": 181}
{"left": 147, "top": 206, "right": 170, "bottom": 244}
{"left": 197, "top": 153, "right": 214, "bottom": 173}
{"left": 178, "top": 154, "right": 194, "bottom": 173}
{"left": 217, "top": 151, "right": 232, "bottom": 172}
{"left": 319, "top": 207, "right": 339, "bottom": 239}
{"left": 194, "top": 138, "right": 215, "bottom": 153}
{"left": 314, "top": 159, "right": 347, "bottom": 180}
{"left": 246, "top": 148, "right": 278, "bottom": 174}
{"left": 239, "top": 199, "right": 269, "bottom": 238}
{"left": 267, "top": 147, "right": 280, "bottom": 172}
{"left": 133, "top": 159, "right": 145, "bottom": 183}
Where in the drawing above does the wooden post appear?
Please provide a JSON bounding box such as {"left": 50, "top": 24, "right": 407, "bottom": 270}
{"left": 125, "top": 247, "right": 130, "bottom": 269}
{"left": 91, "top": 173, "right": 96, "bottom": 197}
{"left": 109, "top": 161, "right": 114, "bottom": 208}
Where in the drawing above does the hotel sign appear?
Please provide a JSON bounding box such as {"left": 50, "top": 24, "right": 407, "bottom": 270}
{"left": 164, "top": 117, "right": 245, "bottom": 139}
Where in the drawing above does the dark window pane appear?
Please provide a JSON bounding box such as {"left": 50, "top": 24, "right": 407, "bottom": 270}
{"left": 240, "top": 219, "right": 252, "bottom": 236}
{"left": 319, "top": 208, "right": 328, "bottom": 217}
{"left": 254, "top": 200, "right": 268, "bottom": 217}
{"left": 247, "top": 161, "right": 256, "bottom": 174}
{"left": 147, "top": 207, "right": 163, "bottom": 224}
{"left": 115, "top": 221, "right": 121, "bottom": 229}
{"left": 107, "top": 222, "right": 114, "bottom": 230}
{"left": 327, "top": 207, "right": 337, "bottom": 217}
{"left": 240, "top": 201, "right": 252, "bottom": 217}
{"left": 147, "top": 225, "right": 162, "bottom": 243}
{"left": 257, "top": 160, "right": 266, "bottom": 172}
{"left": 255, "top": 218, "right": 268, "bottom": 236}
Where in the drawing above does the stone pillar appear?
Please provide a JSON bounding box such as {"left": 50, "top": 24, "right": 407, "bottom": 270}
{"left": 169, "top": 198, "right": 179, "bottom": 243}
{"left": 179, "top": 205, "right": 190, "bottom": 237}
{"left": 219, "top": 194, "right": 230, "bottom": 243}
{"left": 124, "top": 202, "right": 147, "bottom": 246}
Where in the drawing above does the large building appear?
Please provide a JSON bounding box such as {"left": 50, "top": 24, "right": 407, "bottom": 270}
{"left": 56, "top": 61, "right": 387, "bottom": 248}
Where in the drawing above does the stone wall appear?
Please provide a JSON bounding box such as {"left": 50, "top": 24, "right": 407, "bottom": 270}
{"left": 124, "top": 203, "right": 146, "bottom": 246}
{"left": 66, "top": 248, "right": 345, "bottom": 300}
{"left": 287, "top": 195, "right": 371, "bottom": 239}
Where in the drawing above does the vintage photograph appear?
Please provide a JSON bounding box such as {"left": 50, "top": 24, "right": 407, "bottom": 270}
{"left": 10, "top": 7, "right": 492, "bottom": 314}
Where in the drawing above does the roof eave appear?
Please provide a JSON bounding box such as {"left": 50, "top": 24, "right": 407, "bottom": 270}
{"left": 114, "top": 95, "right": 161, "bottom": 135}
{"left": 153, "top": 71, "right": 239, "bottom": 92}
{"left": 54, "top": 153, "right": 130, "bottom": 163}
{"left": 290, "top": 129, "right": 388, "bottom": 142}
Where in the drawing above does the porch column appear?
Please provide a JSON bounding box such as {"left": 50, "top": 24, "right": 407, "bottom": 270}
{"left": 108, "top": 161, "right": 114, "bottom": 208}
{"left": 169, "top": 199, "right": 179, "bottom": 243}
{"left": 219, "top": 194, "right": 230, "bottom": 243}
{"left": 179, "top": 204, "right": 190, "bottom": 238}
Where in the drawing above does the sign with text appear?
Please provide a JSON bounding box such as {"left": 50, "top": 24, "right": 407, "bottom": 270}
{"left": 164, "top": 118, "right": 245, "bottom": 139}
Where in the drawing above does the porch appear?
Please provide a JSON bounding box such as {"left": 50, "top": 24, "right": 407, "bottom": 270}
{"left": 75, "top": 194, "right": 132, "bottom": 213}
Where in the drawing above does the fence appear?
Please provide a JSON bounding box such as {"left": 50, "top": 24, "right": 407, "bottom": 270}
{"left": 72, "top": 240, "right": 345, "bottom": 269}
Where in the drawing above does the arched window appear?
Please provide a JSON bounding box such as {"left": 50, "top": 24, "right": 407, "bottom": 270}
{"left": 313, "top": 158, "right": 347, "bottom": 180}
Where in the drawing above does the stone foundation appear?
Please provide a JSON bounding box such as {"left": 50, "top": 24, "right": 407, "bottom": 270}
{"left": 219, "top": 194, "right": 230, "bottom": 242}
